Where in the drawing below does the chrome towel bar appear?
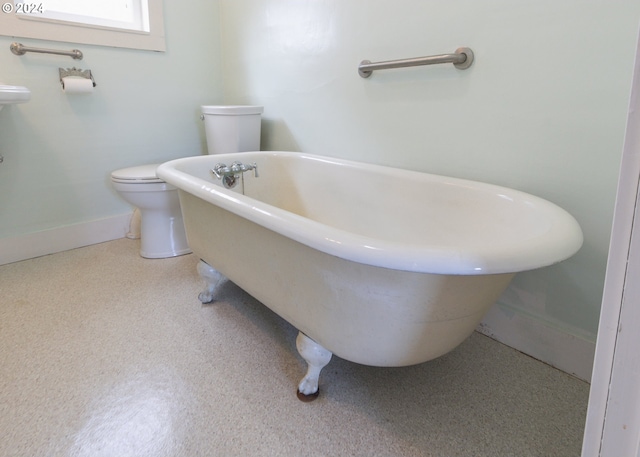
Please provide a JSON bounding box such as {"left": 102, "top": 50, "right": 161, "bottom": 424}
{"left": 358, "top": 47, "right": 473, "bottom": 78}
{"left": 10, "top": 42, "right": 83, "bottom": 60}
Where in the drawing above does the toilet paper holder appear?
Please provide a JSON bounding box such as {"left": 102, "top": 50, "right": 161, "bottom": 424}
{"left": 59, "top": 67, "right": 96, "bottom": 88}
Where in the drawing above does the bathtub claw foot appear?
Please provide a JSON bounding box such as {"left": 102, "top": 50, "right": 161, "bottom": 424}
{"left": 296, "top": 332, "right": 332, "bottom": 401}
{"left": 197, "top": 260, "right": 224, "bottom": 303}
{"left": 296, "top": 388, "right": 320, "bottom": 402}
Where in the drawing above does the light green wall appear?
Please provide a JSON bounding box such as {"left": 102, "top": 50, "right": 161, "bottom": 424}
{"left": 218, "top": 0, "right": 640, "bottom": 340}
{"left": 0, "top": 0, "right": 224, "bottom": 238}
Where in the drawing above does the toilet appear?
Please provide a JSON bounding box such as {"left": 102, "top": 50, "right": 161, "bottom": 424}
{"left": 111, "top": 105, "right": 264, "bottom": 258}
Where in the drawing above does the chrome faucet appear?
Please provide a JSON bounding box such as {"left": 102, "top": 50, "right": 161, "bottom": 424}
{"left": 231, "top": 161, "right": 259, "bottom": 178}
{"left": 210, "top": 161, "right": 259, "bottom": 189}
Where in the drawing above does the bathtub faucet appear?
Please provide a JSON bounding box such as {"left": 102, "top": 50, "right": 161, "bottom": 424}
{"left": 211, "top": 161, "right": 259, "bottom": 189}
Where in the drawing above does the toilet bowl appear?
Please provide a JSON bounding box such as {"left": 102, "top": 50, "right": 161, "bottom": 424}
{"left": 111, "top": 164, "right": 191, "bottom": 258}
{"left": 111, "top": 105, "right": 263, "bottom": 259}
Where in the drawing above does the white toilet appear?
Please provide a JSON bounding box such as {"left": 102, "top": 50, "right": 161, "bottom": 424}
{"left": 111, "top": 105, "right": 264, "bottom": 258}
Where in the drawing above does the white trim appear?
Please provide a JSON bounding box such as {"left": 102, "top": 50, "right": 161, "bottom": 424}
{"left": 581, "top": 25, "right": 640, "bottom": 457}
{"left": 0, "top": 213, "right": 132, "bottom": 266}
{"left": 599, "top": 181, "right": 640, "bottom": 456}
{"left": 477, "top": 303, "right": 595, "bottom": 382}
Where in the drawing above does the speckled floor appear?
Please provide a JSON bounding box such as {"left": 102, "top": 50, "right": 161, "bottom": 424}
{"left": 0, "top": 238, "right": 589, "bottom": 457}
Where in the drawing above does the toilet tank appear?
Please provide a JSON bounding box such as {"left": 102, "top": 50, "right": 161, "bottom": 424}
{"left": 201, "top": 105, "right": 263, "bottom": 155}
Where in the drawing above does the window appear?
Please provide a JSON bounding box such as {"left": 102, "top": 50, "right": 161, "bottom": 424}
{"left": 18, "top": 0, "right": 149, "bottom": 32}
{"left": 0, "top": 0, "right": 165, "bottom": 51}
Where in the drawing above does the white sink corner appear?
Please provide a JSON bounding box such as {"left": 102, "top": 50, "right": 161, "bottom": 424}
{"left": 0, "top": 84, "right": 31, "bottom": 108}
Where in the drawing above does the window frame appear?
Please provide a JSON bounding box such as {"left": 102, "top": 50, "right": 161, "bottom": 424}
{"left": 0, "top": 0, "right": 166, "bottom": 52}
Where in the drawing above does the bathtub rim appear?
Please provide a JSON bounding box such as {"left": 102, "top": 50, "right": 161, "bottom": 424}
{"left": 157, "top": 151, "right": 584, "bottom": 275}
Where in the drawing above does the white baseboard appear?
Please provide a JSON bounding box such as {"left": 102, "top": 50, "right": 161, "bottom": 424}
{"left": 0, "top": 213, "right": 132, "bottom": 266}
{"left": 477, "top": 303, "right": 595, "bottom": 382}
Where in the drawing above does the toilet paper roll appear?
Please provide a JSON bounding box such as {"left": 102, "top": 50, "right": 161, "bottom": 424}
{"left": 61, "top": 76, "right": 94, "bottom": 94}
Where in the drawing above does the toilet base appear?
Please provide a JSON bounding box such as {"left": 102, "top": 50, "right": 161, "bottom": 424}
{"left": 138, "top": 207, "right": 191, "bottom": 259}
{"left": 112, "top": 167, "right": 191, "bottom": 259}
{"left": 126, "top": 208, "right": 141, "bottom": 239}
{"left": 140, "top": 246, "right": 192, "bottom": 259}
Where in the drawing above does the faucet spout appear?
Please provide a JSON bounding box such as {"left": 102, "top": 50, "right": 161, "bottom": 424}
{"left": 231, "top": 161, "right": 259, "bottom": 177}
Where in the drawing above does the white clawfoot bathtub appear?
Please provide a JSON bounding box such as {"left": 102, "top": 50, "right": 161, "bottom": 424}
{"left": 157, "top": 152, "right": 583, "bottom": 400}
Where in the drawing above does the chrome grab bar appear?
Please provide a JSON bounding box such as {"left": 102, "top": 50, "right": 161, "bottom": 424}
{"left": 358, "top": 47, "right": 473, "bottom": 78}
{"left": 10, "top": 42, "right": 83, "bottom": 60}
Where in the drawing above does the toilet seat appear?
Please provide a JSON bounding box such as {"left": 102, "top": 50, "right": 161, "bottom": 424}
{"left": 111, "top": 164, "right": 164, "bottom": 184}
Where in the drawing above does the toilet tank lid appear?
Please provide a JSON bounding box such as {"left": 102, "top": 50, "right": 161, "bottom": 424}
{"left": 111, "top": 164, "right": 163, "bottom": 183}
{"left": 201, "top": 105, "right": 264, "bottom": 115}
